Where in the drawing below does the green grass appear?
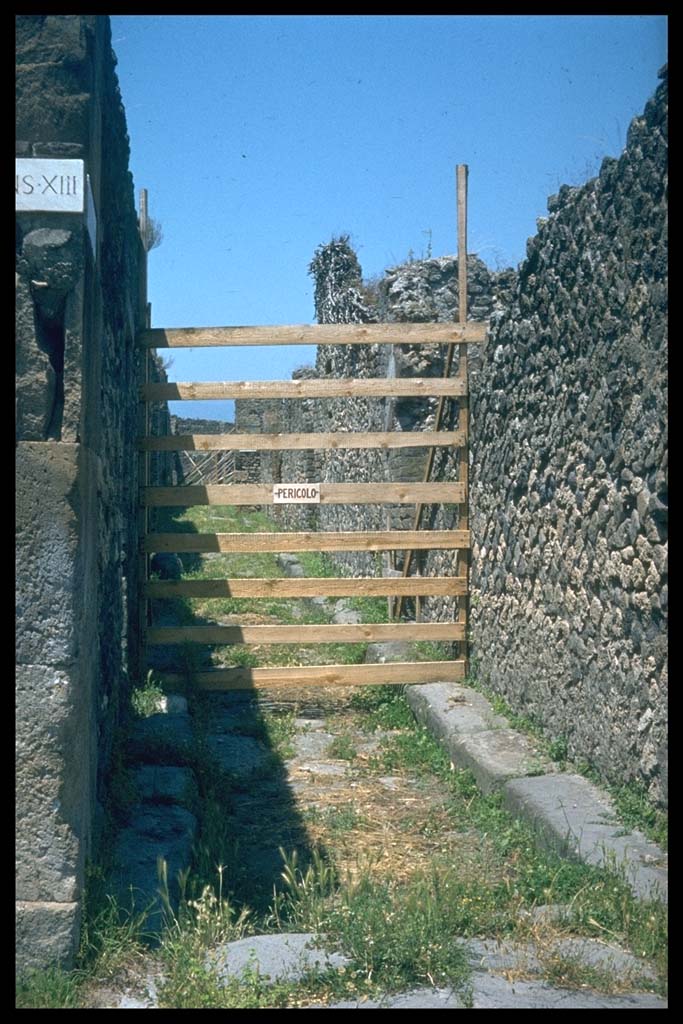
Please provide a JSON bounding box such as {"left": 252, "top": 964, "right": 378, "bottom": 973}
{"left": 131, "top": 671, "right": 166, "bottom": 718}
{"left": 17, "top": 685, "right": 668, "bottom": 1008}
{"left": 319, "top": 804, "right": 363, "bottom": 835}
{"left": 410, "top": 640, "right": 458, "bottom": 662}
{"left": 349, "top": 685, "right": 416, "bottom": 730}
{"left": 295, "top": 550, "right": 337, "bottom": 578}
{"left": 24, "top": 503, "right": 664, "bottom": 1009}
{"left": 347, "top": 595, "right": 390, "bottom": 623}
{"left": 16, "top": 968, "right": 83, "bottom": 1009}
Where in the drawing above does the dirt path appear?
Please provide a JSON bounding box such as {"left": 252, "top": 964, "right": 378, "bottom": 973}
{"left": 71, "top": 539, "right": 666, "bottom": 1008}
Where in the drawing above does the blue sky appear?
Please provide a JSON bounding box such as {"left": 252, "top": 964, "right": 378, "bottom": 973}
{"left": 110, "top": 14, "right": 667, "bottom": 421}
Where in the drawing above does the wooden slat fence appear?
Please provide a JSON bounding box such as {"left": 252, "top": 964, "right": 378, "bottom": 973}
{"left": 137, "top": 164, "right": 486, "bottom": 692}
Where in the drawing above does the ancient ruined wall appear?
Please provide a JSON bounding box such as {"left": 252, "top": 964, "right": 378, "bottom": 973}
{"left": 232, "top": 71, "right": 667, "bottom": 806}
{"left": 273, "top": 69, "right": 667, "bottom": 807}
{"left": 469, "top": 67, "right": 668, "bottom": 806}
{"left": 16, "top": 15, "right": 149, "bottom": 970}
{"left": 263, "top": 244, "right": 498, "bottom": 576}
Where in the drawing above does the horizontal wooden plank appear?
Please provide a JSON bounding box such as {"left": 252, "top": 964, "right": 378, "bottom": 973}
{"left": 145, "top": 575, "right": 467, "bottom": 599}
{"left": 154, "top": 660, "right": 466, "bottom": 691}
{"left": 139, "top": 322, "right": 487, "bottom": 349}
{"left": 146, "top": 623, "right": 465, "bottom": 645}
{"left": 140, "top": 430, "right": 466, "bottom": 452}
{"left": 144, "top": 482, "right": 466, "bottom": 507}
{"left": 145, "top": 529, "right": 470, "bottom": 553}
{"left": 142, "top": 377, "right": 466, "bottom": 402}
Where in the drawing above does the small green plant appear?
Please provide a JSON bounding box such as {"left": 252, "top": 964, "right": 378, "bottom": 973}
{"left": 323, "top": 863, "right": 472, "bottom": 990}
{"left": 78, "top": 890, "right": 152, "bottom": 977}
{"left": 270, "top": 847, "right": 338, "bottom": 933}
{"left": 131, "top": 671, "right": 165, "bottom": 718}
{"left": 296, "top": 550, "right": 337, "bottom": 578}
{"left": 347, "top": 595, "right": 389, "bottom": 624}
{"left": 158, "top": 859, "right": 252, "bottom": 951}
{"left": 327, "top": 733, "right": 357, "bottom": 761}
{"left": 410, "top": 640, "right": 456, "bottom": 662}
{"left": 547, "top": 735, "right": 569, "bottom": 764}
{"left": 350, "top": 685, "right": 414, "bottom": 731}
{"left": 322, "top": 804, "right": 362, "bottom": 835}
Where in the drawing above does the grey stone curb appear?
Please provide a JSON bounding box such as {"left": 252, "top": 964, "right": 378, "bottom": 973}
{"left": 405, "top": 681, "right": 667, "bottom": 905}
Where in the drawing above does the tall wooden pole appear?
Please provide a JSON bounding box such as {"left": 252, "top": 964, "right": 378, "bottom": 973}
{"left": 138, "top": 189, "right": 151, "bottom": 676}
{"left": 456, "top": 164, "right": 469, "bottom": 677}
{"left": 394, "top": 165, "right": 469, "bottom": 625}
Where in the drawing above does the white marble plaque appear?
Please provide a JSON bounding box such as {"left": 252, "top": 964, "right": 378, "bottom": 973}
{"left": 15, "top": 158, "right": 85, "bottom": 212}
{"left": 273, "top": 483, "right": 321, "bottom": 504}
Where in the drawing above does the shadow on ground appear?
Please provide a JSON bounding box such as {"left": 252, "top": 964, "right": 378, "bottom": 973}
{"left": 106, "top": 505, "right": 319, "bottom": 932}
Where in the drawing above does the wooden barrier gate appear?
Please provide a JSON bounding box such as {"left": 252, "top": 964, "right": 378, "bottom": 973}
{"left": 138, "top": 166, "right": 487, "bottom": 693}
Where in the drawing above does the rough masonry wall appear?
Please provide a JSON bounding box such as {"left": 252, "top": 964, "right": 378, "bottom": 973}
{"left": 258, "top": 243, "right": 499, "bottom": 584}
{"left": 469, "top": 67, "right": 668, "bottom": 806}
{"left": 16, "top": 15, "right": 150, "bottom": 970}
{"left": 252, "top": 68, "right": 667, "bottom": 807}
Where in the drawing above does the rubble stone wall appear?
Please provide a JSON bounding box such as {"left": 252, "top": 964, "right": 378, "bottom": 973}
{"left": 469, "top": 68, "right": 668, "bottom": 806}
{"left": 237, "top": 67, "right": 667, "bottom": 806}
{"left": 16, "top": 14, "right": 158, "bottom": 970}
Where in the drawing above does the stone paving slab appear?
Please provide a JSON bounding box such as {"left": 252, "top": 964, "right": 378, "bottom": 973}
{"left": 108, "top": 804, "right": 198, "bottom": 932}
{"left": 134, "top": 765, "right": 197, "bottom": 809}
{"left": 205, "top": 733, "right": 272, "bottom": 781}
{"left": 128, "top": 713, "right": 194, "bottom": 765}
{"left": 461, "top": 936, "right": 657, "bottom": 983}
{"left": 207, "top": 933, "right": 349, "bottom": 984}
{"left": 290, "top": 730, "right": 336, "bottom": 759}
{"left": 317, "top": 988, "right": 465, "bottom": 1009}
{"left": 465, "top": 974, "right": 666, "bottom": 1010}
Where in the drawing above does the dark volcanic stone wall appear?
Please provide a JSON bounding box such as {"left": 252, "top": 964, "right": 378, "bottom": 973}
{"left": 232, "top": 72, "right": 667, "bottom": 808}
{"left": 266, "top": 68, "right": 667, "bottom": 809}
{"left": 16, "top": 15, "right": 161, "bottom": 970}
{"left": 470, "top": 67, "right": 668, "bottom": 806}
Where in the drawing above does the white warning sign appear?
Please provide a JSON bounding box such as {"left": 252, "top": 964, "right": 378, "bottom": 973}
{"left": 273, "top": 483, "right": 321, "bottom": 504}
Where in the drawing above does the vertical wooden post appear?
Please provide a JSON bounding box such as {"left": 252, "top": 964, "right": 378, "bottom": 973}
{"left": 456, "top": 164, "right": 470, "bottom": 679}
{"left": 138, "top": 190, "right": 151, "bottom": 676}
{"left": 393, "top": 166, "right": 470, "bottom": 624}
{"left": 139, "top": 188, "right": 151, "bottom": 328}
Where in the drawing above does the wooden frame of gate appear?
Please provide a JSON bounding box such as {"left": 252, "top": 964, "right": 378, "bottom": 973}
{"left": 137, "top": 166, "right": 486, "bottom": 692}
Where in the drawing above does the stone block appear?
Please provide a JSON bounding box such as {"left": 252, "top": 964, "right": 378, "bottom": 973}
{"left": 448, "top": 729, "right": 553, "bottom": 794}
{"left": 407, "top": 682, "right": 509, "bottom": 742}
{"left": 205, "top": 733, "right": 272, "bottom": 781}
{"left": 207, "top": 933, "right": 349, "bottom": 986}
{"left": 21, "top": 226, "right": 84, "bottom": 297}
{"left": 108, "top": 805, "right": 198, "bottom": 933}
{"left": 15, "top": 63, "right": 92, "bottom": 144}
{"left": 15, "top": 275, "right": 54, "bottom": 440}
{"left": 128, "top": 714, "right": 195, "bottom": 765}
{"left": 503, "top": 774, "right": 667, "bottom": 902}
{"left": 15, "top": 900, "right": 80, "bottom": 974}
{"left": 16, "top": 663, "right": 91, "bottom": 903}
{"left": 15, "top": 14, "right": 93, "bottom": 67}
{"left": 134, "top": 766, "right": 197, "bottom": 810}
{"left": 16, "top": 442, "right": 86, "bottom": 664}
